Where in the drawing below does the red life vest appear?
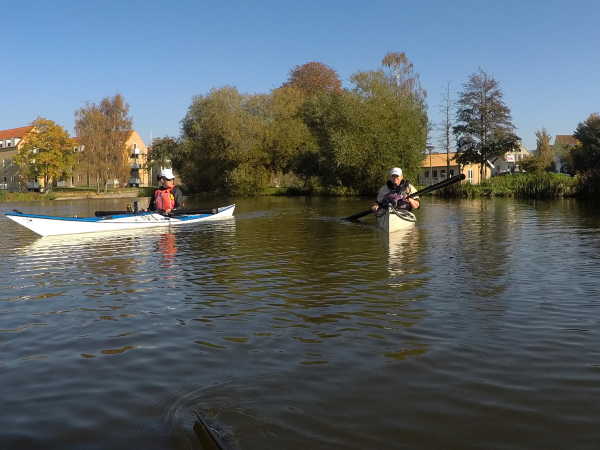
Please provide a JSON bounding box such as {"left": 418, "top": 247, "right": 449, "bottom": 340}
{"left": 154, "top": 187, "right": 175, "bottom": 211}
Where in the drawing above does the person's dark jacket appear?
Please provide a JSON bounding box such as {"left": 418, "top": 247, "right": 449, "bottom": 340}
{"left": 148, "top": 186, "right": 184, "bottom": 211}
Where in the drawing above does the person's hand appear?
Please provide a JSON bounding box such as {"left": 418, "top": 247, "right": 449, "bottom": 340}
{"left": 370, "top": 203, "right": 379, "bottom": 212}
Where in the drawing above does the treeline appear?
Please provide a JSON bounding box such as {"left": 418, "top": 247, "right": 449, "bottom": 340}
{"left": 156, "top": 53, "right": 428, "bottom": 196}
{"left": 519, "top": 113, "right": 600, "bottom": 196}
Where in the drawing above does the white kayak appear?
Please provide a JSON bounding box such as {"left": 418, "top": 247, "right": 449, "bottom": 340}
{"left": 376, "top": 207, "right": 416, "bottom": 233}
{"left": 5, "top": 204, "right": 235, "bottom": 236}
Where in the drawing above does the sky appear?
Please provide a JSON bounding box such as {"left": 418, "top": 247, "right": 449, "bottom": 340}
{"left": 2, "top": 0, "right": 599, "bottom": 151}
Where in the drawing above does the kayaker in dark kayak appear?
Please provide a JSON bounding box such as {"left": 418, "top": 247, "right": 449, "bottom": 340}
{"left": 148, "top": 168, "right": 184, "bottom": 214}
{"left": 371, "top": 167, "right": 420, "bottom": 213}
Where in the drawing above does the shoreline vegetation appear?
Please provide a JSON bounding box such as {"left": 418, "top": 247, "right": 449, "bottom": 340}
{"left": 10, "top": 58, "right": 598, "bottom": 202}
{"left": 0, "top": 173, "right": 581, "bottom": 203}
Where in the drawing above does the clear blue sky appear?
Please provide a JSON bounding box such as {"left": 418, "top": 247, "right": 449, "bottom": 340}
{"left": 3, "top": 0, "right": 599, "bottom": 151}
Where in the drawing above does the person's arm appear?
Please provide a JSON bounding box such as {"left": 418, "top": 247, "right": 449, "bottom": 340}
{"left": 407, "top": 184, "right": 420, "bottom": 210}
{"left": 147, "top": 190, "right": 157, "bottom": 211}
{"left": 371, "top": 186, "right": 386, "bottom": 211}
{"left": 376, "top": 185, "right": 387, "bottom": 203}
{"left": 173, "top": 187, "right": 184, "bottom": 209}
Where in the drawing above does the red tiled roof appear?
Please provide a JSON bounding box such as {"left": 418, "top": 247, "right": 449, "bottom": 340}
{"left": 554, "top": 135, "right": 579, "bottom": 146}
{"left": 0, "top": 125, "right": 34, "bottom": 140}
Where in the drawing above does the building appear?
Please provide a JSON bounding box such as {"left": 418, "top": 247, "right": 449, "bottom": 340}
{"left": 554, "top": 135, "right": 579, "bottom": 148}
{"left": 0, "top": 126, "right": 35, "bottom": 191}
{"left": 420, "top": 152, "right": 491, "bottom": 185}
{"left": 69, "top": 130, "right": 151, "bottom": 188}
{"left": 489, "top": 144, "right": 530, "bottom": 175}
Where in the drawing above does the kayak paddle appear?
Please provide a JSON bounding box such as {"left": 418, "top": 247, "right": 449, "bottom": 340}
{"left": 343, "top": 173, "right": 466, "bottom": 221}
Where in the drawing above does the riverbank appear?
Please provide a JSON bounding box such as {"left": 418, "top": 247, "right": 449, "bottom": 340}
{"left": 0, "top": 187, "right": 155, "bottom": 202}
{"left": 261, "top": 173, "right": 580, "bottom": 199}
{"left": 436, "top": 172, "right": 578, "bottom": 199}
{"left": 0, "top": 174, "right": 581, "bottom": 203}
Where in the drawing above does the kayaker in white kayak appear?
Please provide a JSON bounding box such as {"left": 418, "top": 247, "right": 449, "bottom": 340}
{"left": 148, "top": 168, "right": 184, "bottom": 214}
{"left": 371, "top": 167, "right": 420, "bottom": 214}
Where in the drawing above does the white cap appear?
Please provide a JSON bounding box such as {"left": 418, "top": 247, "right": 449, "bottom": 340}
{"left": 160, "top": 168, "right": 175, "bottom": 180}
{"left": 390, "top": 167, "right": 403, "bottom": 177}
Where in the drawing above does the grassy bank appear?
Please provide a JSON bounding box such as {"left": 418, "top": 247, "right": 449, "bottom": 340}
{"left": 0, "top": 187, "right": 155, "bottom": 203}
{"left": 262, "top": 173, "right": 579, "bottom": 199}
{"left": 437, "top": 173, "right": 578, "bottom": 199}
{"left": 0, "top": 191, "right": 57, "bottom": 202}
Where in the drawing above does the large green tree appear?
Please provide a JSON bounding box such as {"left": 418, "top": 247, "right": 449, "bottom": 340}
{"left": 264, "top": 86, "right": 317, "bottom": 175}
{"left": 453, "top": 69, "right": 520, "bottom": 179}
{"left": 180, "top": 87, "right": 269, "bottom": 195}
{"left": 15, "top": 117, "right": 75, "bottom": 192}
{"left": 571, "top": 113, "right": 600, "bottom": 172}
{"left": 571, "top": 113, "right": 600, "bottom": 194}
{"left": 301, "top": 53, "right": 428, "bottom": 193}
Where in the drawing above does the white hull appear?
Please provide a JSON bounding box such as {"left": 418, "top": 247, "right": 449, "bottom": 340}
{"left": 376, "top": 208, "right": 416, "bottom": 233}
{"left": 5, "top": 204, "right": 235, "bottom": 236}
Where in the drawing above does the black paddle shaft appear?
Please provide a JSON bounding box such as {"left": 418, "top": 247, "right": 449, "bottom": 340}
{"left": 343, "top": 173, "right": 466, "bottom": 221}
{"left": 94, "top": 207, "right": 217, "bottom": 217}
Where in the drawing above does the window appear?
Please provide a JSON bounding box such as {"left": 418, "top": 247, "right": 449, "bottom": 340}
{"left": 440, "top": 169, "right": 446, "bottom": 177}
{"left": 433, "top": 170, "right": 438, "bottom": 178}
{"left": 467, "top": 169, "right": 473, "bottom": 180}
{"left": 424, "top": 170, "right": 429, "bottom": 178}
{"left": 449, "top": 169, "right": 455, "bottom": 176}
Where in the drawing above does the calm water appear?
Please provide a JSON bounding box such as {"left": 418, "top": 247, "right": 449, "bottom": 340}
{"left": 1, "top": 196, "right": 600, "bottom": 450}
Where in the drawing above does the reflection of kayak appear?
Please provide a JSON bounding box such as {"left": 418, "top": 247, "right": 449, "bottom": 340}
{"left": 376, "top": 207, "right": 416, "bottom": 233}
{"left": 5, "top": 204, "right": 235, "bottom": 237}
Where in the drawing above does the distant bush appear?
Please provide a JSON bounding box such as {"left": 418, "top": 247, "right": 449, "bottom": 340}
{"left": 437, "top": 173, "right": 578, "bottom": 199}
{"left": 0, "top": 191, "right": 57, "bottom": 202}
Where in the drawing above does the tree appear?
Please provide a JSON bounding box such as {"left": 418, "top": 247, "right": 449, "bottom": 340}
{"left": 263, "top": 86, "right": 317, "bottom": 175}
{"left": 180, "top": 87, "right": 269, "bottom": 195}
{"left": 568, "top": 113, "right": 600, "bottom": 194}
{"left": 75, "top": 94, "right": 133, "bottom": 192}
{"left": 382, "top": 52, "right": 427, "bottom": 101}
{"left": 302, "top": 53, "right": 428, "bottom": 193}
{"left": 521, "top": 128, "right": 553, "bottom": 172}
{"left": 148, "top": 136, "right": 180, "bottom": 171}
{"left": 283, "top": 61, "right": 342, "bottom": 96}
{"left": 15, "top": 117, "right": 75, "bottom": 192}
{"left": 453, "top": 69, "right": 520, "bottom": 180}
{"left": 571, "top": 113, "right": 600, "bottom": 172}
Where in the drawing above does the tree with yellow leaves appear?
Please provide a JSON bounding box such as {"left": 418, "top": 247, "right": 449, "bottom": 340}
{"left": 15, "top": 117, "right": 75, "bottom": 192}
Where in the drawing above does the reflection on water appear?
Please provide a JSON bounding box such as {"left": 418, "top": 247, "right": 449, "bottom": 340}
{"left": 1, "top": 197, "right": 600, "bottom": 450}
{"left": 382, "top": 227, "right": 421, "bottom": 279}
